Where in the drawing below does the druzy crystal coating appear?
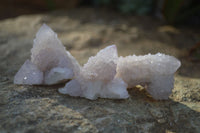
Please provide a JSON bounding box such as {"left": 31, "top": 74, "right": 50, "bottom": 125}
{"left": 14, "top": 24, "right": 181, "bottom": 100}
{"left": 14, "top": 24, "right": 80, "bottom": 85}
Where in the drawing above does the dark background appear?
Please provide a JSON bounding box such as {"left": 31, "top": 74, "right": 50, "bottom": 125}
{"left": 0, "top": 0, "right": 200, "bottom": 26}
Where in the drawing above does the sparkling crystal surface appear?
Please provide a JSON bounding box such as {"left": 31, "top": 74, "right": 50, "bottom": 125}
{"left": 14, "top": 60, "right": 43, "bottom": 85}
{"left": 14, "top": 24, "right": 80, "bottom": 85}
{"left": 14, "top": 24, "right": 181, "bottom": 100}
{"left": 116, "top": 53, "right": 181, "bottom": 99}
{"left": 59, "top": 45, "right": 129, "bottom": 100}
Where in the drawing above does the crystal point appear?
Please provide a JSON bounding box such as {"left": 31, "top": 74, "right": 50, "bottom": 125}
{"left": 14, "top": 60, "right": 43, "bottom": 85}
{"left": 14, "top": 24, "right": 181, "bottom": 100}
{"left": 14, "top": 24, "right": 80, "bottom": 85}
{"left": 60, "top": 45, "right": 129, "bottom": 100}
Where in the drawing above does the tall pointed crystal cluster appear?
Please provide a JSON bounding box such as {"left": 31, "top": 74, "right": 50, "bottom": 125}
{"left": 59, "top": 45, "right": 129, "bottom": 100}
{"left": 14, "top": 24, "right": 80, "bottom": 85}
{"left": 14, "top": 24, "right": 181, "bottom": 100}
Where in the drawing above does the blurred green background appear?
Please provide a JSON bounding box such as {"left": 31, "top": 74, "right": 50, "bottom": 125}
{"left": 0, "top": 0, "right": 200, "bottom": 26}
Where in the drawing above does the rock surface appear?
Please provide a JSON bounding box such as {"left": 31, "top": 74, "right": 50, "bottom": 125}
{"left": 0, "top": 8, "right": 200, "bottom": 133}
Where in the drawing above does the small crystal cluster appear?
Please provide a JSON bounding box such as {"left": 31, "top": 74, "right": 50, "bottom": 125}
{"left": 116, "top": 54, "right": 181, "bottom": 99}
{"left": 14, "top": 24, "right": 181, "bottom": 100}
{"left": 14, "top": 24, "right": 80, "bottom": 85}
{"left": 59, "top": 45, "right": 129, "bottom": 100}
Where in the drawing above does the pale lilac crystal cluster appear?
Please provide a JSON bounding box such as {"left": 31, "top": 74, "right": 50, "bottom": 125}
{"left": 14, "top": 24, "right": 181, "bottom": 100}
{"left": 116, "top": 54, "right": 181, "bottom": 99}
{"left": 14, "top": 24, "right": 80, "bottom": 85}
{"left": 59, "top": 45, "right": 129, "bottom": 100}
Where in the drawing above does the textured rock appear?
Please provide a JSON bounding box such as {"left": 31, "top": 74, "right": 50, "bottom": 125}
{"left": 0, "top": 98, "right": 98, "bottom": 133}
{"left": 0, "top": 8, "right": 200, "bottom": 133}
{"left": 14, "top": 24, "right": 80, "bottom": 85}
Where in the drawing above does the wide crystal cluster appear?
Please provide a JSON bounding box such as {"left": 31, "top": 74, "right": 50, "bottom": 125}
{"left": 14, "top": 24, "right": 181, "bottom": 100}
{"left": 14, "top": 24, "right": 80, "bottom": 85}
{"left": 59, "top": 45, "right": 129, "bottom": 100}
{"left": 116, "top": 53, "right": 181, "bottom": 99}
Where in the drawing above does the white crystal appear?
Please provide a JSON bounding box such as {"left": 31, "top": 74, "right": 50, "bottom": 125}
{"left": 14, "top": 23, "right": 181, "bottom": 100}
{"left": 102, "top": 78, "right": 129, "bottom": 99}
{"left": 44, "top": 67, "right": 74, "bottom": 85}
{"left": 59, "top": 79, "right": 82, "bottom": 97}
{"left": 14, "top": 24, "right": 80, "bottom": 85}
{"left": 14, "top": 60, "right": 43, "bottom": 85}
{"left": 116, "top": 53, "right": 181, "bottom": 99}
{"left": 82, "top": 45, "right": 118, "bottom": 81}
{"left": 59, "top": 45, "right": 129, "bottom": 100}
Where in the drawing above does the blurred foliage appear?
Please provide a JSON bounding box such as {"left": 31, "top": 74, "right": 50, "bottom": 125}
{"left": 83, "top": 0, "right": 200, "bottom": 25}
{"left": 163, "top": 0, "right": 200, "bottom": 24}
{"left": 45, "top": 0, "right": 56, "bottom": 10}
{"left": 118, "top": 0, "right": 154, "bottom": 15}
{"left": 1, "top": 0, "right": 199, "bottom": 25}
{"left": 92, "top": 0, "right": 154, "bottom": 15}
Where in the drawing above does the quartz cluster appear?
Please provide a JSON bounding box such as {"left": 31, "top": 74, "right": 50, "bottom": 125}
{"left": 116, "top": 54, "right": 181, "bottom": 99}
{"left": 14, "top": 24, "right": 80, "bottom": 85}
{"left": 59, "top": 45, "right": 129, "bottom": 100}
{"left": 14, "top": 24, "right": 181, "bottom": 100}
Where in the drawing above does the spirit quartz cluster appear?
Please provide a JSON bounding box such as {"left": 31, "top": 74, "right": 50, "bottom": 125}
{"left": 14, "top": 24, "right": 181, "bottom": 100}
